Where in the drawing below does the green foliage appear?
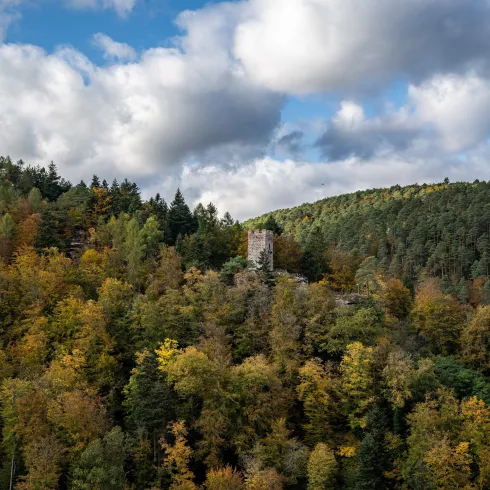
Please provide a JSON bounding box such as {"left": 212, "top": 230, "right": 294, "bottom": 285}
{"left": 220, "top": 255, "right": 249, "bottom": 284}
{"left": 301, "top": 226, "right": 329, "bottom": 282}
{"left": 123, "top": 349, "right": 174, "bottom": 436}
{"left": 261, "top": 215, "right": 284, "bottom": 235}
{"left": 168, "top": 189, "right": 197, "bottom": 245}
{"left": 71, "top": 427, "right": 127, "bottom": 490}
{"left": 356, "top": 407, "right": 391, "bottom": 490}
{"left": 434, "top": 357, "right": 490, "bottom": 404}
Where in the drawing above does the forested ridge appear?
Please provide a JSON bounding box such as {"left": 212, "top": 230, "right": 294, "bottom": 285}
{"left": 1, "top": 155, "right": 490, "bottom": 489}
{"left": 247, "top": 179, "right": 490, "bottom": 287}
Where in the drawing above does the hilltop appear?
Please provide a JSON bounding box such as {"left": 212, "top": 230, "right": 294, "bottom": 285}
{"left": 247, "top": 180, "right": 490, "bottom": 285}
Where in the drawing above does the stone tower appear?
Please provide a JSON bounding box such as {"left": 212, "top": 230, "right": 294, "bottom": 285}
{"left": 248, "top": 229, "right": 273, "bottom": 270}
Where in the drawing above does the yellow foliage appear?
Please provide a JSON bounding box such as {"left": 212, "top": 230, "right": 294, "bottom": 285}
{"left": 155, "top": 339, "right": 180, "bottom": 369}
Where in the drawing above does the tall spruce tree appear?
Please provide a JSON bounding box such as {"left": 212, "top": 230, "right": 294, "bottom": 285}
{"left": 167, "top": 189, "right": 197, "bottom": 245}
{"left": 301, "top": 226, "right": 329, "bottom": 282}
{"left": 356, "top": 406, "right": 391, "bottom": 490}
{"left": 263, "top": 215, "right": 284, "bottom": 235}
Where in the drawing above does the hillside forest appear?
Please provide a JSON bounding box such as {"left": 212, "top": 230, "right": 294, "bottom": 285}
{"left": 1, "top": 156, "right": 490, "bottom": 489}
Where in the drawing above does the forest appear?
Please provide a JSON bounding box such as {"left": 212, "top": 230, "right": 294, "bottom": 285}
{"left": 0, "top": 155, "right": 490, "bottom": 489}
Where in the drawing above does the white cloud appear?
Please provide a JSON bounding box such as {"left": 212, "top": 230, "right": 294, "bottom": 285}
{"left": 411, "top": 73, "right": 490, "bottom": 152}
{"left": 93, "top": 33, "right": 137, "bottom": 61}
{"left": 64, "top": 0, "right": 137, "bottom": 17}
{"left": 234, "top": 0, "right": 490, "bottom": 95}
{"left": 0, "top": 19, "right": 283, "bottom": 185}
{"left": 316, "top": 72, "right": 490, "bottom": 160}
{"left": 177, "top": 150, "right": 490, "bottom": 220}
{"left": 0, "top": 0, "right": 137, "bottom": 33}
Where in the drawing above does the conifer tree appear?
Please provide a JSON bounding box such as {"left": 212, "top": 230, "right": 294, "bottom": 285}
{"left": 301, "top": 227, "right": 329, "bottom": 282}
{"left": 167, "top": 189, "right": 197, "bottom": 245}
{"left": 263, "top": 215, "right": 284, "bottom": 236}
{"left": 356, "top": 407, "right": 391, "bottom": 490}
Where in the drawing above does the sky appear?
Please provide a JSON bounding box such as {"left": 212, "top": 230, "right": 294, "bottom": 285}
{"left": 1, "top": 0, "right": 490, "bottom": 220}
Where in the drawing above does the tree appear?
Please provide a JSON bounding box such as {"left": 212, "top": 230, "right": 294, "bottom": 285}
{"left": 161, "top": 421, "right": 197, "bottom": 489}
{"left": 257, "top": 249, "right": 272, "bottom": 272}
{"left": 111, "top": 178, "right": 142, "bottom": 215}
{"left": 339, "top": 342, "right": 375, "bottom": 429}
{"left": 382, "top": 350, "right": 415, "bottom": 409}
{"left": 434, "top": 357, "right": 490, "bottom": 404}
{"left": 307, "top": 443, "right": 337, "bottom": 490}
{"left": 411, "top": 280, "right": 467, "bottom": 355}
{"left": 91, "top": 175, "right": 101, "bottom": 189}
{"left": 355, "top": 257, "right": 377, "bottom": 296}
{"left": 297, "top": 360, "right": 336, "bottom": 445}
{"left": 461, "top": 306, "right": 490, "bottom": 373}
{"left": 380, "top": 278, "right": 412, "bottom": 319}
{"left": 205, "top": 466, "right": 245, "bottom": 489}
{"left": 41, "top": 162, "right": 71, "bottom": 201}
{"left": 269, "top": 277, "right": 305, "bottom": 374}
{"left": 402, "top": 389, "right": 489, "bottom": 490}
{"left": 220, "top": 256, "right": 249, "bottom": 285}
{"left": 71, "top": 427, "right": 127, "bottom": 490}
{"left": 262, "top": 215, "right": 283, "bottom": 235}
{"left": 320, "top": 304, "right": 385, "bottom": 356}
{"left": 356, "top": 407, "right": 391, "bottom": 490}
{"left": 167, "top": 189, "right": 197, "bottom": 245}
{"left": 17, "top": 435, "right": 64, "bottom": 490}
{"left": 301, "top": 227, "right": 329, "bottom": 282}
{"left": 244, "top": 467, "right": 284, "bottom": 490}
{"left": 424, "top": 439, "right": 473, "bottom": 490}
{"left": 150, "top": 246, "right": 183, "bottom": 294}
{"left": 27, "top": 187, "right": 43, "bottom": 212}
{"left": 457, "top": 278, "right": 470, "bottom": 304}
{"left": 140, "top": 216, "right": 164, "bottom": 261}
{"left": 274, "top": 235, "right": 302, "bottom": 273}
{"left": 125, "top": 217, "right": 144, "bottom": 286}
{"left": 322, "top": 248, "right": 359, "bottom": 293}
{"left": 252, "top": 419, "right": 309, "bottom": 485}
{"left": 123, "top": 349, "right": 174, "bottom": 462}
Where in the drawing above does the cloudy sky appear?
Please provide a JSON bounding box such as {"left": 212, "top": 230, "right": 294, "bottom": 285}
{"left": 1, "top": 0, "right": 490, "bottom": 219}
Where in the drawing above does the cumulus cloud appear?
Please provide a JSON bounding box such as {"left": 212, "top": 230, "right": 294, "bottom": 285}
{"left": 0, "top": 11, "right": 283, "bottom": 185}
{"left": 93, "top": 33, "right": 137, "bottom": 61}
{"left": 234, "top": 0, "right": 490, "bottom": 95}
{"left": 317, "top": 73, "right": 490, "bottom": 160}
{"left": 317, "top": 101, "right": 424, "bottom": 160}
{"left": 410, "top": 73, "right": 490, "bottom": 152}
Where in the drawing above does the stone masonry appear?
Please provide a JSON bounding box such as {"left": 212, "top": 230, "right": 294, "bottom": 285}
{"left": 248, "top": 229, "right": 274, "bottom": 270}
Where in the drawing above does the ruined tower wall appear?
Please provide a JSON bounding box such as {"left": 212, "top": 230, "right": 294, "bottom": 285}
{"left": 248, "top": 229, "right": 274, "bottom": 270}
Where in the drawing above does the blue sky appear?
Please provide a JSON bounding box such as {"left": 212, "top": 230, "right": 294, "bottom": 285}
{"left": 1, "top": 0, "right": 490, "bottom": 219}
{"left": 5, "top": 1, "right": 215, "bottom": 62}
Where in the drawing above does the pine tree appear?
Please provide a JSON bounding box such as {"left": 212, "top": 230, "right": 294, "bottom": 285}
{"left": 167, "top": 189, "right": 197, "bottom": 245}
{"left": 91, "top": 175, "right": 101, "bottom": 189}
{"left": 457, "top": 278, "right": 470, "bottom": 303}
{"left": 257, "top": 249, "right": 274, "bottom": 286}
{"left": 356, "top": 407, "right": 390, "bottom": 490}
{"left": 263, "top": 215, "right": 284, "bottom": 235}
{"left": 301, "top": 227, "right": 329, "bottom": 282}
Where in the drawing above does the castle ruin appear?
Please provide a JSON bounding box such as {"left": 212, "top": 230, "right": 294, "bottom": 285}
{"left": 248, "top": 229, "right": 273, "bottom": 270}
